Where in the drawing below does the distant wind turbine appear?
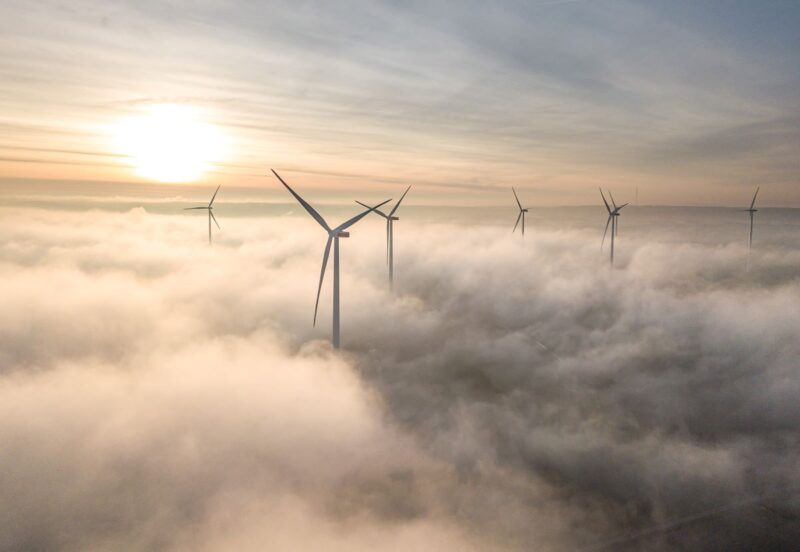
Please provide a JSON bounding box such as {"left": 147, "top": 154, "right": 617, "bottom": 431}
{"left": 512, "top": 187, "right": 530, "bottom": 236}
{"left": 184, "top": 185, "right": 221, "bottom": 244}
{"left": 356, "top": 185, "right": 411, "bottom": 289}
{"left": 272, "top": 169, "right": 390, "bottom": 349}
{"left": 600, "top": 188, "right": 628, "bottom": 266}
{"left": 744, "top": 186, "right": 760, "bottom": 270}
{"left": 744, "top": 186, "right": 760, "bottom": 252}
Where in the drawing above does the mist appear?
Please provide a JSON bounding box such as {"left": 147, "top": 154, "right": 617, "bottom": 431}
{"left": 1, "top": 201, "right": 799, "bottom": 551}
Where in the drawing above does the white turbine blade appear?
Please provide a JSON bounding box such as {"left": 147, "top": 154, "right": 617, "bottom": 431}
{"left": 512, "top": 187, "right": 522, "bottom": 210}
{"left": 599, "top": 188, "right": 611, "bottom": 213}
{"left": 601, "top": 215, "right": 612, "bottom": 250}
{"left": 617, "top": 202, "right": 629, "bottom": 211}
{"left": 313, "top": 236, "right": 333, "bottom": 326}
{"left": 513, "top": 211, "right": 522, "bottom": 233}
{"left": 208, "top": 185, "right": 221, "bottom": 207}
{"left": 335, "top": 199, "right": 392, "bottom": 232}
{"left": 271, "top": 169, "right": 331, "bottom": 232}
{"left": 210, "top": 211, "right": 221, "bottom": 229}
{"left": 608, "top": 190, "right": 618, "bottom": 210}
{"left": 355, "top": 200, "right": 388, "bottom": 218}
{"left": 750, "top": 186, "right": 760, "bottom": 209}
{"left": 389, "top": 185, "right": 411, "bottom": 217}
{"left": 184, "top": 206, "right": 208, "bottom": 210}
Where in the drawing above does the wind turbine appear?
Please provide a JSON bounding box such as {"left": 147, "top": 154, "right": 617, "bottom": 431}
{"left": 744, "top": 186, "right": 760, "bottom": 271}
{"left": 356, "top": 185, "right": 411, "bottom": 289}
{"left": 272, "top": 169, "right": 390, "bottom": 349}
{"left": 184, "top": 185, "right": 221, "bottom": 244}
{"left": 744, "top": 186, "right": 760, "bottom": 251}
{"left": 512, "top": 187, "right": 530, "bottom": 235}
{"left": 600, "top": 188, "right": 628, "bottom": 266}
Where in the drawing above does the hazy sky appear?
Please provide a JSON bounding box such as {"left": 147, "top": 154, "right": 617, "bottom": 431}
{"left": 1, "top": 0, "right": 798, "bottom": 205}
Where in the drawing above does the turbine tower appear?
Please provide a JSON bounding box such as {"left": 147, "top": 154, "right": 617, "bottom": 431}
{"left": 512, "top": 187, "right": 530, "bottom": 236}
{"left": 272, "top": 169, "right": 390, "bottom": 349}
{"left": 184, "top": 185, "right": 221, "bottom": 244}
{"left": 356, "top": 185, "right": 411, "bottom": 289}
{"left": 600, "top": 188, "right": 628, "bottom": 266}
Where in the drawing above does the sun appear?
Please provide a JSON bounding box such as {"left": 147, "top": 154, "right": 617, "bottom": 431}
{"left": 113, "top": 104, "right": 226, "bottom": 182}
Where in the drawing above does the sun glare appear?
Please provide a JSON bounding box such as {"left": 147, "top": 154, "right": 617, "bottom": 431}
{"left": 113, "top": 104, "right": 226, "bottom": 182}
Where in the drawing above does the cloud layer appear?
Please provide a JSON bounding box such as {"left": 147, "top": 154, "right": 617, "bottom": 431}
{"left": 1, "top": 203, "right": 799, "bottom": 551}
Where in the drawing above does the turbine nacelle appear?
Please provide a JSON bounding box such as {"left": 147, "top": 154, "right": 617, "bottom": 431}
{"left": 337, "top": 231, "right": 350, "bottom": 238}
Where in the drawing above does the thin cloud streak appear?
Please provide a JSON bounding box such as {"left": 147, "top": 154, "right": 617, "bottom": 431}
{"left": 0, "top": 1, "right": 798, "bottom": 203}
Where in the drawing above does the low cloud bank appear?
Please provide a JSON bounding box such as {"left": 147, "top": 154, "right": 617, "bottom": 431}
{"left": 1, "top": 205, "right": 799, "bottom": 551}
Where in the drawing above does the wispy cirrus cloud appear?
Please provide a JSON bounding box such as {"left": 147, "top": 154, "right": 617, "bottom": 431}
{"left": 0, "top": 0, "right": 798, "bottom": 203}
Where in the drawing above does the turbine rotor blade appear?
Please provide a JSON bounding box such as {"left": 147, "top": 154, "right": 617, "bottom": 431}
{"left": 599, "top": 188, "right": 611, "bottom": 213}
{"left": 608, "top": 190, "right": 618, "bottom": 210}
{"left": 512, "top": 187, "right": 522, "bottom": 210}
{"left": 513, "top": 211, "right": 522, "bottom": 233}
{"left": 617, "top": 202, "right": 629, "bottom": 211}
{"left": 750, "top": 186, "right": 760, "bottom": 209}
{"left": 389, "top": 185, "right": 411, "bottom": 217}
{"left": 184, "top": 207, "right": 208, "bottom": 210}
{"left": 271, "top": 169, "right": 331, "bottom": 232}
{"left": 210, "top": 210, "right": 221, "bottom": 229}
{"left": 313, "top": 236, "right": 333, "bottom": 326}
{"left": 355, "top": 200, "right": 388, "bottom": 218}
{"left": 601, "top": 215, "right": 612, "bottom": 250}
{"left": 335, "top": 199, "right": 392, "bottom": 232}
{"left": 208, "top": 185, "right": 221, "bottom": 207}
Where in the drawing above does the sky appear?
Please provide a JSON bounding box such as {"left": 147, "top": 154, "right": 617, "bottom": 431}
{"left": 1, "top": 0, "right": 798, "bottom": 205}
